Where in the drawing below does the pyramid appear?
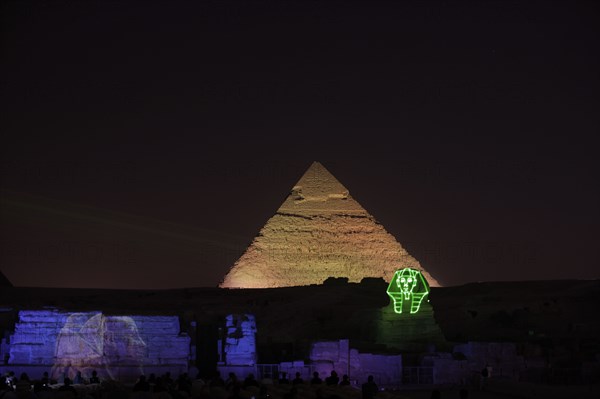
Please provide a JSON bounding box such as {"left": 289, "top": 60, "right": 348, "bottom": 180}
{"left": 220, "top": 162, "right": 439, "bottom": 288}
{"left": 0, "top": 270, "right": 13, "bottom": 287}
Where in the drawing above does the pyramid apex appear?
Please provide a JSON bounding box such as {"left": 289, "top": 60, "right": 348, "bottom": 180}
{"left": 304, "top": 160, "right": 326, "bottom": 173}
{"left": 280, "top": 161, "right": 360, "bottom": 214}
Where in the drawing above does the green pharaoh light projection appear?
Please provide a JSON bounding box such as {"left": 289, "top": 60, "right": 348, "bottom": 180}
{"left": 386, "top": 268, "right": 430, "bottom": 314}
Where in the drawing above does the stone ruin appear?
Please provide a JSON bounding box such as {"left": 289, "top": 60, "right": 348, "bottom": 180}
{"left": 5, "top": 310, "right": 190, "bottom": 381}
{"left": 221, "top": 161, "right": 439, "bottom": 289}
{"left": 2, "top": 309, "right": 534, "bottom": 387}
{"left": 222, "top": 314, "right": 257, "bottom": 366}
{"left": 309, "top": 339, "right": 402, "bottom": 386}
{"left": 216, "top": 314, "right": 258, "bottom": 380}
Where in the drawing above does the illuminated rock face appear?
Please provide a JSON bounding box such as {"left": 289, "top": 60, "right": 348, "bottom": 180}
{"left": 8, "top": 310, "right": 190, "bottom": 380}
{"left": 309, "top": 339, "right": 402, "bottom": 386}
{"left": 221, "top": 161, "right": 439, "bottom": 288}
{"left": 223, "top": 314, "right": 257, "bottom": 366}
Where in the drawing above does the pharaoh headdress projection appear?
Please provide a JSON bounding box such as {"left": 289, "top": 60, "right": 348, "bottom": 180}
{"left": 221, "top": 162, "right": 439, "bottom": 288}
{"left": 386, "top": 268, "right": 430, "bottom": 314}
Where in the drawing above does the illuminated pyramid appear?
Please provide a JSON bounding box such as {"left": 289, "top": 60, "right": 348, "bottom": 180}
{"left": 220, "top": 162, "right": 439, "bottom": 288}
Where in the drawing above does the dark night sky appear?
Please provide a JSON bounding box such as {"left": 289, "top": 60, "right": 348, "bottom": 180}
{"left": 1, "top": 0, "right": 598, "bottom": 289}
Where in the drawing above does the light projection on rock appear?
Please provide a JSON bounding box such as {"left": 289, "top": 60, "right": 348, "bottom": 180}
{"left": 8, "top": 310, "right": 190, "bottom": 381}
{"left": 52, "top": 313, "right": 147, "bottom": 380}
{"left": 386, "top": 268, "right": 430, "bottom": 314}
{"left": 222, "top": 314, "right": 257, "bottom": 366}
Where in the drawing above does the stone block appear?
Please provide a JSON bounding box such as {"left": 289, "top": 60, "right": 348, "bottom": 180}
{"left": 224, "top": 314, "right": 257, "bottom": 366}
{"left": 309, "top": 339, "right": 401, "bottom": 386}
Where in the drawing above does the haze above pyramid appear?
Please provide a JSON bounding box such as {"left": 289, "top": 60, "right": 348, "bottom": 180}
{"left": 220, "top": 162, "right": 439, "bottom": 288}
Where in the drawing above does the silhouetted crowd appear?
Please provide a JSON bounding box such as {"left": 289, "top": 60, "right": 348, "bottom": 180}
{"left": 1, "top": 370, "right": 469, "bottom": 399}
{"left": 0, "top": 369, "right": 385, "bottom": 399}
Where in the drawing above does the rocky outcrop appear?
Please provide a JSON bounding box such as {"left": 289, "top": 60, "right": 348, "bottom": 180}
{"left": 376, "top": 301, "right": 447, "bottom": 352}
{"left": 221, "top": 162, "right": 439, "bottom": 288}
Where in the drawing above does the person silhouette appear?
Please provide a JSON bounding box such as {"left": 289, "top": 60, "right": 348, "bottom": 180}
{"left": 292, "top": 372, "right": 303, "bottom": 385}
{"left": 153, "top": 377, "right": 167, "bottom": 392}
{"left": 226, "top": 372, "right": 238, "bottom": 390}
{"left": 58, "top": 378, "right": 77, "bottom": 396}
{"left": 177, "top": 372, "right": 191, "bottom": 395}
{"left": 210, "top": 371, "right": 225, "bottom": 388}
{"left": 89, "top": 371, "right": 100, "bottom": 384}
{"left": 133, "top": 375, "right": 150, "bottom": 392}
{"left": 310, "top": 372, "right": 322, "bottom": 385}
{"left": 163, "top": 372, "right": 173, "bottom": 389}
{"left": 229, "top": 385, "right": 243, "bottom": 399}
{"left": 243, "top": 373, "right": 259, "bottom": 388}
{"left": 479, "top": 364, "right": 490, "bottom": 391}
{"left": 361, "top": 375, "right": 378, "bottom": 399}
{"left": 73, "top": 372, "right": 83, "bottom": 385}
{"left": 0, "top": 379, "right": 17, "bottom": 399}
{"left": 325, "top": 371, "right": 339, "bottom": 386}
{"left": 15, "top": 373, "right": 32, "bottom": 397}
{"left": 278, "top": 372, "right": 289, "bottom": 384}
{"left": 41, "top": 372, "right": 50, "bottom": 386}
{"left": 258, "top": 385, "right": 270, "bottom": 399}
{"left": 339, "top": 374, "right": 350, "bottom": 386}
